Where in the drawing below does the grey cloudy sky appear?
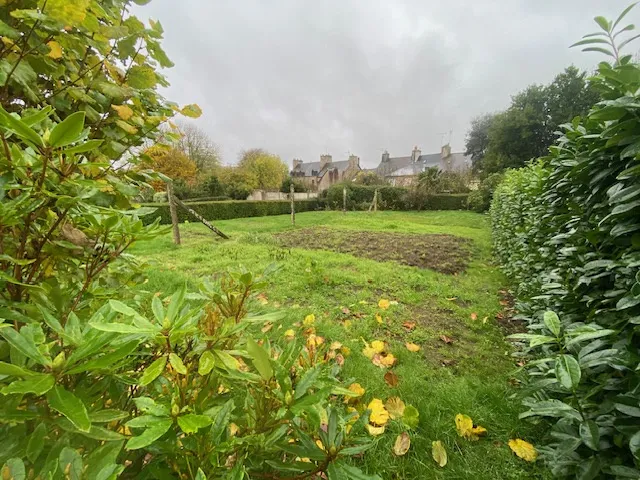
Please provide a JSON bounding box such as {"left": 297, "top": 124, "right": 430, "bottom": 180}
{"left": 135, "top": 0, "right": 628, "bottom": 169}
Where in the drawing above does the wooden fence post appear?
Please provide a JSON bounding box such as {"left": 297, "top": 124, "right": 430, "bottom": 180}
{"left": 290, "top": 183, "right": 295, "bottom": 226}
{"left": 369, "top": 189, "right": 378, "bottom": 213}
{"left": 167, "top": 182, "right": 181, "bottom": 245}
{"left": 343, "top": 187, "right": 347, "bottom": 214}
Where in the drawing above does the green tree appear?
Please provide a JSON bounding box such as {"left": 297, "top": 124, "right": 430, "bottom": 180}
{"left": 218, "top": 165, "right": 257, "bottom": 199}
{"left": 464, "top": 113, "right": 496, "bottom": 170}
{"left": 470, "top": 67, "right": 600, "bottom": 174}
{"left": 353, "top": 171, "right": 387, "bottom": 185}
{"left": 238, "top": 148, "right": 288, "bottom": 190}
{"left": 280, "top": 177, "right": 308, "bottom": 193}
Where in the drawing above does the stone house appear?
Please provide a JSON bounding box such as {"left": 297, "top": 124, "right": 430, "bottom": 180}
{"left": 290, "top": 154, "right": 361, "bottom": 192}
{"left": 375, "top": 144, "right": 471, "bottom": 186}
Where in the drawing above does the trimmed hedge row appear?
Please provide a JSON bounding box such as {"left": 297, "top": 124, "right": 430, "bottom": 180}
{"left": 142, "top": 199, "right": 321, "bottom": 225}
{"left": 322, "top": 184, "right": 468, "bottom": 210}
{"left": 143, "top": 191, "right": 470, "bottom": 226}
{"left": 490, "top": 56, "right": 640, "bottom": 476}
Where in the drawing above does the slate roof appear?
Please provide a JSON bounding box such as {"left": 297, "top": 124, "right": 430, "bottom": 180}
{"left": 378, "top": 152, "right": 471, "bottom": 177}
{"left": 295, "top": 160, "right": 351, "bottom": 178}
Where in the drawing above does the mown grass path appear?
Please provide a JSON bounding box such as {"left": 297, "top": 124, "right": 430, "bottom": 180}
{"left": 131, "top": 211, "right": 550, "bottom": 479}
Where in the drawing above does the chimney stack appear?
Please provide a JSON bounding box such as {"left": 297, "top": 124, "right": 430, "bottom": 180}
{"left": 348, "top": 154, "right": 360, "bottom": 168}
{"left": 381, "top": 150, "right": 390, "bottom": 163}
{"left": 411, "top": 146, "right": 421, "bottom": 163}
{"left": 441, "top": 144, "right": 451, "bottom": 159}
{"left": 320, "top": 154, "right": 332, "bottom": 169}
{"left": 292, "top": 158, "right": 303, "bottom": 170}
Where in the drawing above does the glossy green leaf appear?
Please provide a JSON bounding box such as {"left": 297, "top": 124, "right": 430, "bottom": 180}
{"left": 59, "top": 447, "right": 83, "bottom": 480}
{"left": 168, "top": 353, "right": 187, "bottom": 375}
{"left": 3, "top": 458, "right": 25, "bottom": 480}
{"left": 65, "top": 340, "right": 140, "bottom": 374}
{"left": 543, "top": 311, "right": 561, "bottom": 336}
{"left": 0, "top": 361, "right": 38, "bottom": 377}
{"left": 1, "top": 374, "right": 55, "bottom": 396}
{"left": 580, "top": 420, "right": 600, "bottom": 451}
{"left": 47, "top": 385, "right": 91, "bottom": 432}
{"left": 177, "top": 414, "right": 212, "bottom": 434}
{"left": 245, "top": 338, "right": 273, "bottom": 380}
{"left": 0, "top": 105, "right": 43, "bottom": 146}
{"left": 294, "top": 364, "right": 320, "bottom": 399}
{"left": 26, "top": 423, "right": 47, "bottom": 463}
{"left": 48, "top": 111, "right": 85, "bottom": 148}
{"left": 139, "top": 356, "right": 167, "bottom": 386}
{"left": 198, "top": 351, "right": 215, "bottom": 376}
{"left": 555, "top": 355, "right": 582, "bottom": 390}
{"left": 0, "top": 326, "right": 50, "bottom": 366}
{"left": 125, "top": 418, "right": 172, "bottom": 450}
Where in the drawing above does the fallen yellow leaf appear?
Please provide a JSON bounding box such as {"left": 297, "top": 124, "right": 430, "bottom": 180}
{"left": 366, "top": 424, "right": 385, "bottom": 436}
{"left": 303, "top": 314, "right": 315, "bottom": 326}
{"left": 378, "top": 299, "right": 391, "bottom": 310}
{"left": 367, "top": 399, "right": 389, "bottom": 426}
{"left": 362, "top": 339, "right": 385, "bottom": 359}
{"left": 306, "top": 334, "right": 324, "bottom": 348}
{"left": 345, "top": 383, "right": 365, "bottom": 402}
{"left": 508, "top": 439, "right": 538, "bottom": 462}
{"left": 393, "top": 432, "right": 411, "bottom": 456}
{"left": 455, "top": 414, "right": 487, "bottom": 441}
{"left": 375, "top": 313, "right": 383, "bottom": 324}
{"left": 372, "top": 352, "right": 396, "bottom": 368}
{"left": 406, "top": 342, "right": 420, "bottom": 352}
{"left": 330, "top": 341, "right": 343, "bottom": 351}
{"left": 431, "top": 440, "right": 447, "bottom": 467}
{"left": 47, "top": 40, "right": 62, "bottom": 59}
{"left": 284, "top": 329, "right": 295, "bottom": 340}
{"left": 385, "top": 397, "right": 405, "bottom": 419}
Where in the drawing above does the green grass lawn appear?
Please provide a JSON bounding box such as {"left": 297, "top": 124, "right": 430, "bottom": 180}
{"left": 130, "top": 210, "right": 549, "bottom": 479}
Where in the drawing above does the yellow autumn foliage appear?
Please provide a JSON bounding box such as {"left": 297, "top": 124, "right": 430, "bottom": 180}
{"left": 367, "top": 399, "right": 389, "bottom": 426}
{"left": 112, "top": 104, "right": 134, "bottom": 120}
{"left": 378, "top": 299, "right": 391, "bottom": 309}
{"left": 455, "top": 414, "right": 487, "bottom": 441}
{"left": 508, "top": 439, "right": 538, "bottom": 462}
{"left": 47, "top": 40, "right": 62, "bottom": 59}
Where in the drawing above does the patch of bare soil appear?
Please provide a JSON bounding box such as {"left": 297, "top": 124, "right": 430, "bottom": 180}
{"left": 275, "top": 227, "right": 471, "bottom": 274}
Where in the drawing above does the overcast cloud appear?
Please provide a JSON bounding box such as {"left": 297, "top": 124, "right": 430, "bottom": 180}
{"left": 135, "top": 0, "right": 627, "bottom": 169}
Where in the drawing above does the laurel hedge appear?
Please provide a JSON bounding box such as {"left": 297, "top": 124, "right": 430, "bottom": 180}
{"left": 141, "top": 199, "right": 321, "bottom": 225}
{"left": 322, "top": 184, "right": 469, "bottom": 211}
{"left": 490, "top": 33, "right": 640, "bottom": 478}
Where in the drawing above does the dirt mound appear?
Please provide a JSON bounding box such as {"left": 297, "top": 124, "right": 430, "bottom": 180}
{"left": 275, "top": 227, "right": 471, "bottom": 274}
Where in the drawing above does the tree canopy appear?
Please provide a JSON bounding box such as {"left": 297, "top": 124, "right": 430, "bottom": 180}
{"left": 175, "top": 121, "right": 221, "bottom": 172}
{"left": 466, "top": 66, "right": 600, "bottom": 174}
{"left": 238, "top": 148, "right": 288, "bottom": 190}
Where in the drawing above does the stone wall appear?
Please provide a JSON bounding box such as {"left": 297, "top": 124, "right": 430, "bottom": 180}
{"left": 246, "top": 190, "right": 319, "bottom": 201}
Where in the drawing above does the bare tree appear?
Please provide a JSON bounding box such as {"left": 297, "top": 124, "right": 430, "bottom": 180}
{"left": 175, "top": 121, "right": 222, "bottom": 172}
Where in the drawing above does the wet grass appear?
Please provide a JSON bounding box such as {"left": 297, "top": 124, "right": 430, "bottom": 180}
{"left": 130, "top": 210, "right": 550, "bottom": 480}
